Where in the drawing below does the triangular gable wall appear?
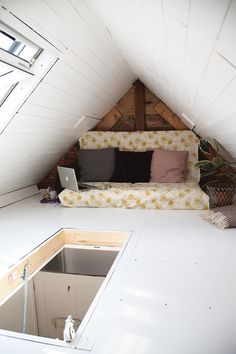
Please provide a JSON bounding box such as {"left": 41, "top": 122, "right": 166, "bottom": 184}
{"left": 96, "top": 80, "right": 188, "bottom": 132}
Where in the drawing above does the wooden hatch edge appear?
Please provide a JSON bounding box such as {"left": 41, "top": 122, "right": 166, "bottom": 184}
{"left": 0, "top": 229, "right": 129, "bottom": 305}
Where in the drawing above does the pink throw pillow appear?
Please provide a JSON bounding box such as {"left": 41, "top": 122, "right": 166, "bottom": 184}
{"left": 150, "top": 149, "right": 189, "bottom": 183}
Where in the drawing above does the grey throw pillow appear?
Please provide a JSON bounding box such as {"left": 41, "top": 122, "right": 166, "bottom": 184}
{"left": 78, "top": 148, "right": 115, "bottom": 182}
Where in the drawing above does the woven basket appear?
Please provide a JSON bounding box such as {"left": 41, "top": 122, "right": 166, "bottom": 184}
{"left": 206, "top": 183, "right": 235, "bottom": 208}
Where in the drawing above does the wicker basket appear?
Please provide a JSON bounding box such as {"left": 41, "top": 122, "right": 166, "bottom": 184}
{"left": 206, "top": 183, "right": 235, "bottom": 208}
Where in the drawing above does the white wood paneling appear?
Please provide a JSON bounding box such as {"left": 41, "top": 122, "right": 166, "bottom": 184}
{"left": 26, "top": 92, "right": 88, "bottom": 117}
{"left": 20, "top": 104, "right": 79, "bottom": 123}
{"left": 165, "top": 0, "right": 190, "bottom": 26}
{"left": 162, "top": 5, "right": 187, "bottom": 92}
{"left": 88, "top": 0, "right": 236, "bottom": 157}
{"left": 15, "top": 114, "right": 76, "bottom": 130}
{"left": 44, "top": 71, "right": 112, "bottom": 110}
{"left": 52, "top": 59, "right": 118, "bottom": 103}
{"left": 0, "top": 0, "right": 135, "bottom": 195}
{"left": 196, "top": 77, "right": 236, "bottom": 130}
{"left": 215, "top": 0, "right": 236, "bottom": 67}
{"left": 1, "top": 0, "right": 236, "bottom": 197}
{"left": 0, "top": 185, "right": 39, "bottom": 208}
{"left": 183, "top": 0, "right": 230, "bottom": 103}
{"left": 191, "top": 52, "right": 236, "bottom": 121}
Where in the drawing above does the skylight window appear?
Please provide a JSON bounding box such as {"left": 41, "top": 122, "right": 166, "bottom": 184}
{"left": 0, "top": 30, "right": 14, "bottom": 50}
{"left": 0, "top": 29, "right": 41, "bottom": 65}
{"left": 0, "top": 13, "right": 58, "bottom": 134}
{"left": 0, "top": 24, "right": 43, "bottom": 112}
{"left": 0, "top": 61, "right": 29, "bottom": 106}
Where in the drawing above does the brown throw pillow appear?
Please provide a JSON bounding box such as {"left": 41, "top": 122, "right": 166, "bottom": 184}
{"left": 150, "top": 149, "right": 189, "bottom": 183}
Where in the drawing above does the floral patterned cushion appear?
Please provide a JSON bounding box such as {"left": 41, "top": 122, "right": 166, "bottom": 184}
{"left": 59, "top": 182, "right": 209, "bottom": 210}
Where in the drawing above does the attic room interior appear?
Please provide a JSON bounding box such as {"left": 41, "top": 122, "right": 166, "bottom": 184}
{"left": 0, "top": 0, "right": 236, "bottom": 353}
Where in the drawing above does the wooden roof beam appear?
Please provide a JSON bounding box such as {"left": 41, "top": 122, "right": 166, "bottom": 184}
{"left": 154, "top": 101, "right": 188, "bottom": 130}
{"left": 134, "top": 79, "right": 145, "bottom": 130}
{"left": 95, "top": 107, "right": 122, "bottom": 131}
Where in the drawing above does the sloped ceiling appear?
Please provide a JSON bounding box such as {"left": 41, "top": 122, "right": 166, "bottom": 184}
{"left": 0, "top": 0, "right": 236, "bottom": 196}
{"left": 88, "top": 0, "right": 236, "bottom": 157}
{"left": 0, "top": 0, "right": 135, "bottom": 194}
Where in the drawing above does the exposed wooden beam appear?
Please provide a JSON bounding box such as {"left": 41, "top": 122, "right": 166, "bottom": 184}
{"left": 134, "top": 79, "right": 145, "bottom": 130}
{"left": 154, "top": 102, "right": 188, "bottom": 130}
{"left": 95, "top": 107, "right": 122, "bottom": 131}
{"left": 116, "top": 87, "right": 135, "bottom": 115}
{"left": 112, "top": 115, "right": 173, "bottom": 131}
{"left": 145, "top": 87, "right": 161, "bottom": 115}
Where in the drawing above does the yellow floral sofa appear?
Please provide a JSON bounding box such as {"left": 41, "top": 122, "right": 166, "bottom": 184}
{"left": 59, "top": 131, "right": 209, "bottom": 210}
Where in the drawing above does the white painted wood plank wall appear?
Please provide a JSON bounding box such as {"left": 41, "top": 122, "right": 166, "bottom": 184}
{"left": 0, "top": 0, "right": 135, "bottom": 194}
{"left": 1, "top": 0, "right": 235, "bottom": 195}
{"left": 89, "top": 0, "right": 236, "bottom": 156}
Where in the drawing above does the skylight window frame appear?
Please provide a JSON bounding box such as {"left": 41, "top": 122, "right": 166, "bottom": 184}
{"left": 0, "top": 49, "right": 34, "bottom": 75}
{"left": 0, "top": 8, "right": 60, "bottom": 135}
{"left": 0, "top": 21, "right": 43, "bottom": 67}
{"left": 0, "top": 19, "right": 46, "bottom": 117}
{"left": 0, "top": 48, "right": 35, "bottom": 111}
{"left": 0, "top": 22, "right": 41, "bottom": 109}
{"left": 0, "top": 82, "right": 17, "bottom": 107}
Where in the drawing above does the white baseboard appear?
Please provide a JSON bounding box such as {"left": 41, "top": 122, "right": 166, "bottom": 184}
{"left": 0, "top": 185, "right": 39, "bottom": 208}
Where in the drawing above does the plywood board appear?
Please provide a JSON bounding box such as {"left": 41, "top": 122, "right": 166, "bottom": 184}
{"left": 63, "top": 229, "right": 129, "bottom": 248}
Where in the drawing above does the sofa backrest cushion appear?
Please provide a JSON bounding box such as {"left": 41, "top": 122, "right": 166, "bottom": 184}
{"left": 79, "top": 131, "right": 200, "bottom": 182}
{"left": 111, "top": 150, "right": 153, "bottom": 183}
{"left": 78, "top": 148, "right": 115, "bottom": 182}
{"left": 150, "top": 149, "right": 189, "bottom": 183}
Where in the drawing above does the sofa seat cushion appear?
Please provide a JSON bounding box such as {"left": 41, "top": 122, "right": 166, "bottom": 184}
{"left": 59, "top": 182, "right": 209, "bottom": 210}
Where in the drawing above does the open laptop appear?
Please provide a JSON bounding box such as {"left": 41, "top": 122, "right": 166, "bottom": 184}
{"left": 57, "top": 166, "right": 98, "bottom": 192}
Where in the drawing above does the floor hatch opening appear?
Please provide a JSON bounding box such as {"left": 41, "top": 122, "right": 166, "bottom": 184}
{"left": 0, "top": 229, "right": 129, "bottom": 347}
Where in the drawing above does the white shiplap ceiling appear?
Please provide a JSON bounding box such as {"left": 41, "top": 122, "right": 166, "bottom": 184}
{"left": 0, "top": 0, "right": 135, "bottom": 194}
{"left": 88, "top": 0, "right": 236, "bottom": 156}
{"left": 0, "top": 0, "right": 235, "bottom": 195}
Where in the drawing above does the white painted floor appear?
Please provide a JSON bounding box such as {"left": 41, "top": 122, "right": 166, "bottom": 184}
{"left": 0, "top": 195, "right": 236, "bottom": 353}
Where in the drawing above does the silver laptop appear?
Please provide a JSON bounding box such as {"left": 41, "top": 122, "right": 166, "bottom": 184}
{"left": 57, "top": 166, "right": 98, "bottom": 192}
